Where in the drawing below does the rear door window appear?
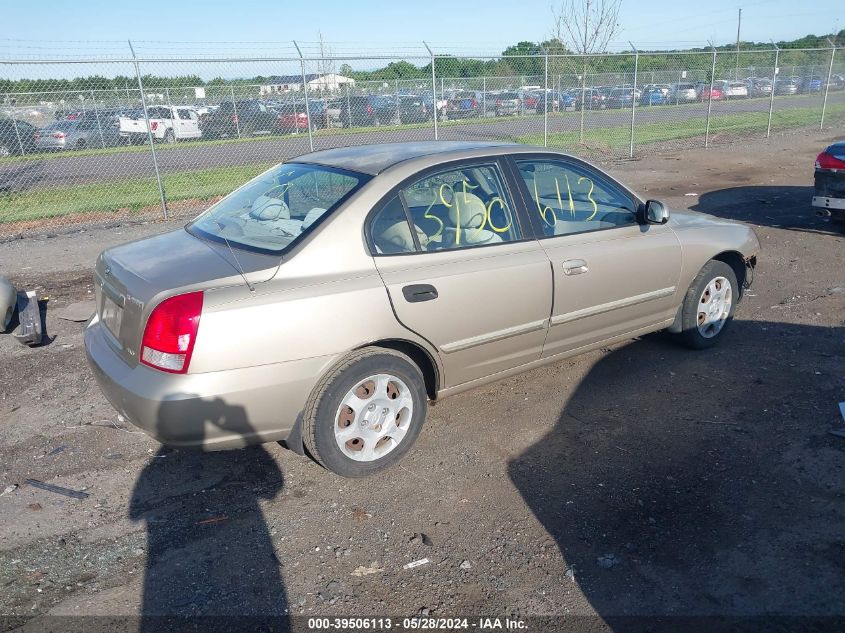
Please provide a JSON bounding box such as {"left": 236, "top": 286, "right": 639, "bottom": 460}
{"left": 369, "top": 162, "right": 521, "bottom": 254}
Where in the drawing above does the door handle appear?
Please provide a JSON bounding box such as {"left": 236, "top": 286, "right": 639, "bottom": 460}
{"left": 562, "top": 259, "right": 589, "bottom": 275}
{"left": 402, "top": 284, "right": 439, "bottom": 303}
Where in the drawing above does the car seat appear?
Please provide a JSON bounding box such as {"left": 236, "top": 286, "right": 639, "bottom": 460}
{"left": 440, "top": 192, "right": 503, "bottom": 248}
{"left": 377, "top": 221, "right": 429, "bottom": 254}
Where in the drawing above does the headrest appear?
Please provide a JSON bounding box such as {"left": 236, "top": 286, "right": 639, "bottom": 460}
{"left": 448, "top": 192, "right": 486, "bottom": 229}
{"left": 250, "top": 194, "right": 290, "bottom": 221}
{"left": 380, "top": 221, "right": 428, "bottom": 252}
{"left": 301, "top": 207, "right": 326, "bottom": 230}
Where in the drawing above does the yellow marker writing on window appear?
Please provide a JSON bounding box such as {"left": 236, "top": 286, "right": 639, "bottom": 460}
{"left": 577, "top": 176, "right": 598, "bottom": 220}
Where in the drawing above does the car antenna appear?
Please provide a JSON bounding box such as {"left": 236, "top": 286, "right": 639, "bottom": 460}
{"left": 215, "top": 221, "right": 255, "bottom": 293}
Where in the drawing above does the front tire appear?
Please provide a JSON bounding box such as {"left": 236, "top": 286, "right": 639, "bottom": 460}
{"left": 302, "top": 347, "right": 428, "bottom": 477}
{"left": 676, "top": 260, "right": 738, "bottom": 349}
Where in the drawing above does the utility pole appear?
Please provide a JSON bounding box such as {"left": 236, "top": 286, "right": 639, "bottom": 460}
{"left": 735, "top": 8, "right": 742, "bottom": 80}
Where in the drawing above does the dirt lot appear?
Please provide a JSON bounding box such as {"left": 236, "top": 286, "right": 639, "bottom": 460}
{"left": 0, "top": 130, "right": 843, "bottom": 631}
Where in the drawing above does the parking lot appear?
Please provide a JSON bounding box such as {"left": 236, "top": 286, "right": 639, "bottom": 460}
{"left": 0, "top": 127, "right": 843, "bottom": 629}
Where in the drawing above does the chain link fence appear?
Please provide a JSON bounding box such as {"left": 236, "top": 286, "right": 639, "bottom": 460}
{"left": 1, "top": 44, "right": 843, "bottom": 237}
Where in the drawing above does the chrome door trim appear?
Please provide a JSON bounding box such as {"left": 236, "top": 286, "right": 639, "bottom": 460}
{"left": 550, "top": 286, "right": 676, "bottom": 327}
{"left": 440, "top": 318, "right": 549, "bottom": 354}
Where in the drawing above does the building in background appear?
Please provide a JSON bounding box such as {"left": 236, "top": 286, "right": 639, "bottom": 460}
{"left": 259, "top": 73, "right": 355, "bottom": 95}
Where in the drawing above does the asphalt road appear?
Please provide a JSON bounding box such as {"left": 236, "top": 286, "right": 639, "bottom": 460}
{"left": 0, "top": 92, "right": 837, "bottom": 192}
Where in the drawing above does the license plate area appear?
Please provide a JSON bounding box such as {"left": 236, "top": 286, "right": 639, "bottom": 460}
{"left": 101, "top": 294, "right": 124, "bottom": 339}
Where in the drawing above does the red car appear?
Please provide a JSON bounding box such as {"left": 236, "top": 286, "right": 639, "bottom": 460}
{"left": 275, "top": 104, "right": 311, "bottom": 133}
{"left": 523, "top": 93, "right": 539, "bottom": 109}
{"left": 698, "top": 86, "right": 725, "bottom": 101}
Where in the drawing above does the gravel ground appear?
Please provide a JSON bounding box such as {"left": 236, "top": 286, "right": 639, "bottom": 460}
{"left": 0, "top": 130, "right": 843, "bottom": 631}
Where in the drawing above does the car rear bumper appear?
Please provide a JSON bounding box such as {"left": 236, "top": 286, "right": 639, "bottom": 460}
{"left": 84, "top": 315, "right": 335, "bottom": 450}
{"left": 812, "top": 196, "right": 845, "bottom": 210}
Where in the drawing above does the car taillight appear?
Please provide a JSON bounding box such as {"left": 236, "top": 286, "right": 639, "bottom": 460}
{"left": 34, "top": 133, "right": 41, "bottom": 140}
{"left": 367, "top": 104, "right": 373, "bottom": 114}
{"left": 471, "top": 99, "right": 477, "bottom": 108}
{"left": 150, "top": 121, "right": 158, "bottom": 131}
{"left": 816, "top": 151, "right": 845, "bottom": 170}
{"left": 496, "top": 99, "right": 502, "bottom": 106}
{"left": 231, "top": 114, "right": 239, "bottom": 124}
{"left": 52, "top": 132, "right": 65, "bottom": 139}
{"left": 140, "top": 291, "right": 204, "bottom": 374}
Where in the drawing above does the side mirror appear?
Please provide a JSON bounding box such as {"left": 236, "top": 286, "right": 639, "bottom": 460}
{"left": 639, "top": 199, "right": 670, "bottom": 225}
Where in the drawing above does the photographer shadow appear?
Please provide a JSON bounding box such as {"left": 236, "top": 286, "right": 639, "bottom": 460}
{"left": 129, "top": 395, "right": 289, "bottom": 632}
{"left": 509, "top": 320, "right": 845, "bottom": 630}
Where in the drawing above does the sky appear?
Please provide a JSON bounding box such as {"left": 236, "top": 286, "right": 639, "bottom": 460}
{"left": 1, "top": 0, "right": 841, "bottom": 60}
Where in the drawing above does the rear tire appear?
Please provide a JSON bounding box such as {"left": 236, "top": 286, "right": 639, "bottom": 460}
{"left": 163, "top": 130, "right": 175, "bottom": 144}
{"left": 302, "top": 347, "right": 428, "bottom": 478}
{"left": 675, "top": 260, "right": 738, "bottom": 350}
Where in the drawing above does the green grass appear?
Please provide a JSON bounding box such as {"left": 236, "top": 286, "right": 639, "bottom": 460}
{"left": 521, "top": 102, "right": 845, "bottom": 149}
{"left": 0, "top": 162, "right": 274, "bottom": 224}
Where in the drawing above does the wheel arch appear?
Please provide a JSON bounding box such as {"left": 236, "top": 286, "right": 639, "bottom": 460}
{"left": 668, "top": 252, "right": 748, "bottom": 334}
{"left": 359, "top": 338, "right": 440, "bottom": 401}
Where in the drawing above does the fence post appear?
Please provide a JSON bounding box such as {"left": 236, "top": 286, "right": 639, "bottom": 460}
{"left": 482, "top": 75, "right": 486, "bottom": 117}
{"left": 821, "top": 39, "right": 836, "bottom": 129}
{"left": 767, "top": 42, "right": 779, "bottom": 138}
{"left": 91, "top": 88, "right": 105, "bottom": 149}
{"left": 705, "top": 42, "right": 717, "bottom": 148}
{"left": 543, "top": 48, "right": 549, "bottom": 147}
{"left": 128, "top": 40, "right": 167, "bottom": 220}
{"left": 345, "top": 82, "right": 352, "bottom": 129}
{"left": 292, "top": 41, "right": 314, "bottom": 152}
{"left": 423, "top": 41, "right": 438, "bottom": 139}
{"left": 395, "top": 77, "right": 400, "bottom": 125}
{"left": 9, "top": 108, "right": 25, "bottom": 156}
{"left": 230, "top": 86, "right": 241, "bottom": 139}
{"left": 629, "top": 44, "right": 638, "bottom": 158}
{"left": 579, "top": 55, "right": 587, "bottom": 143}
{"left": 164, "top": 86, "right": 176, "bottom": 144}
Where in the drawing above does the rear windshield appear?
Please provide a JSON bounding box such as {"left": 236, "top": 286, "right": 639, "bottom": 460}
{"left": 498, "top": 92, "right": 519, "bottom": 99}
{"left": 188, "top": 163, "right": 369, "bottom": 254}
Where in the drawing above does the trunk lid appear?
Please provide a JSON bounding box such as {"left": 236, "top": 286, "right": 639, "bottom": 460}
{"left": 94, "top": 228, "right": 280, "bottom": 367}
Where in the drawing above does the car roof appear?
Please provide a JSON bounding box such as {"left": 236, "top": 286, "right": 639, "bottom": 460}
{"left": 294, "top": 141, "right": 524, "bottom": 175}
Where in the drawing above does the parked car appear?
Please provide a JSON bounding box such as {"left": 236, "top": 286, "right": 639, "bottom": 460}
{"left": 201, "top": 100, "right": 277, "bottom": 139}
{"left": 573, "top": 88, "right": 607, "bottom": 110}
{"left": 0, "top": 118, "right": 38, "bottom": 156}
{"left": 35, "top": 117, "right": 122, "bottom": 151}
{"left": 521, "top": 92, "right": 539, "bottom": 110}
{"left": 274, "top": 103, "right": 312, "bottom": 133}
{"left": 801, "top": 75, "right": 823, "bottom": 93}
{"left": 84, "top": 141, "right": 760, "bottom": 477}
{"left": 119, "top": 105, "right": 201, "bottom": 144}
{"left": 443, "top": 91, "right": 479, "bottom": 120}
{"left": 824, "top": 74, "right": 845, "bottom": 91}
{"left": 812, "top": 140, "right": 845, "bottom": 225}
{"left": 670, "top": 83, "right": 698, "bottom": 104}
{"left": 54, "top": 109, "right": 84, "bottom": 121}
{"left": 721, "top": 81, "right": 749, "bottom": 99}
{"left": 640, "top": 88, "right": 668, "bottom": 106}
{"left": 697, "top": 84, "right": 725, "bottom": 102}
{"left": 534, "top": 91, "right": 575, "bottom": 113}
{"left": 493, "top": 91, "right": 521, "bottom": 116}
{"left": 606, "top": 88, "right": 635, "bottom": 109}
{"left": 775, "top": 79, "right": 800, "bottom": 95}
{"left": 305, "top": 98, "right": 328, "bottom": 129}
{"left": 325, "top": 96, "right": 384, "bottom": 128}
{"left": 746, "top": 78, "right": 773, "bottom": 97}
{"left": 642, "top": 84, "right": 670, "bottom": 97}
{"left": 398, "top": 96, "right": 432, "bottom": 124}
